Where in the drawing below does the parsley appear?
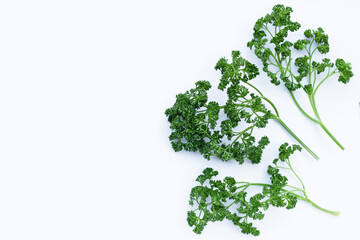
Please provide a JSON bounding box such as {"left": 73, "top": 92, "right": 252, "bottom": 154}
{"left": 187, "top": 143, "right": 339, "bottom": 236}
{"left": 247, "top": 4, "right": 354, "bottom": 150}
{"left": 165, "top": 51, "right": 318, "bottom": 163}
{"left": 164, "top": 79, "right": 269, "bottom": 164}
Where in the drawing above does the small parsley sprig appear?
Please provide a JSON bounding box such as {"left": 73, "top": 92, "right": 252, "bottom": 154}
{"left": 247, "top": 4, "right": 354, "bottom": 150}
{"left": 187, "top": 143, "right": 339, "bottom": 236}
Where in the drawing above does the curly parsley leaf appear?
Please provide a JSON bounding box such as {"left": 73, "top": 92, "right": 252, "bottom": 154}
{"left": 165, "top": 80, "right": 270, "bottom": 164}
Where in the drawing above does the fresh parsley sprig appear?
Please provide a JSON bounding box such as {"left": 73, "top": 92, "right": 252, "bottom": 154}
{"left": 215, "top": 51, "right": 318, "bottom": 159}
{"left": 165, "top": 80, "right": 270, "bottom": 164}
{"left": 247, "top": 4, "right": 354, "bottom": 150}
{"left": 187, "top": 143, "right": 339, "bottom": 236}
{"left": 165, "top": 51, "right": 318, "bottom": 162}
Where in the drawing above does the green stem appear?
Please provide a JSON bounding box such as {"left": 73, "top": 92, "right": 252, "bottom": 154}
{"left": 309, "top": 95, "right": 345, "bottom": 150}
{"left": 286, "top": 158, "right": 307, "bottom": 197}
{"left": 243, "top": 81, "right": 263, "bottom": 97}
{"left": 262, "top": 96, "right": 280, "bottom": 117}
{"left": 313, "top": 69, "right": 337, "bottom": 96}
{"left": 273, "top": 116, "right": 319, "bottom": 160}
{"left": 319, "top": 122, "right": 344, "bottom": 150}
{"left": 235, "top": 183, "right": 339, "bottom": 216}
{"left": 307, "top": 41, "right": 314, "bottom": 85}
{"left": 299, "top": 195, "right": 340, "bottom": 216}
{"left": 242, "top": 81, "right": 280, "bottom": 118}
{"left": 289, "top": 90, "right": 319, "bottom": 124}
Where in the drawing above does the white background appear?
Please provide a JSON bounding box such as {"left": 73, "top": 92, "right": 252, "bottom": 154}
{"left": 0, "top": 0, "right": 359, "bottom": 239}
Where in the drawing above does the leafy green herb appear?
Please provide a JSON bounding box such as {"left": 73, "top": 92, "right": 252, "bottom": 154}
{"left": 247, "top": 4, "right": 354, "bottom": 150}
{"left": 187, "top": 143, "right": 339, "bottom": 236}
{"left": 164, "top": 79, "right": 270, "bottom": 164}
{"left": 165, "top": 51, "right": 318, "bottom": 162}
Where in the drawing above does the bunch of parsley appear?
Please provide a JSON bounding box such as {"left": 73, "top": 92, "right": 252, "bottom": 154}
{"left": 164, "top": 4, "right": 351, "bottom": 237}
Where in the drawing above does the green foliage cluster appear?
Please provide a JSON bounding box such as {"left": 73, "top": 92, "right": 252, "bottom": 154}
{"left": 164, "top": 4, "right": 349, "bottom": 237}
{"left": 165, "top": 50, "right": 319, "bottom": 163}
{"left": 247, "top": 4, "right": 354, "bottom": 149}
{"left": 164, "top": 77, "right": 270, "bottom": 164}
{"left": 187, "top": 144, "right": 338, "bottom": 236}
